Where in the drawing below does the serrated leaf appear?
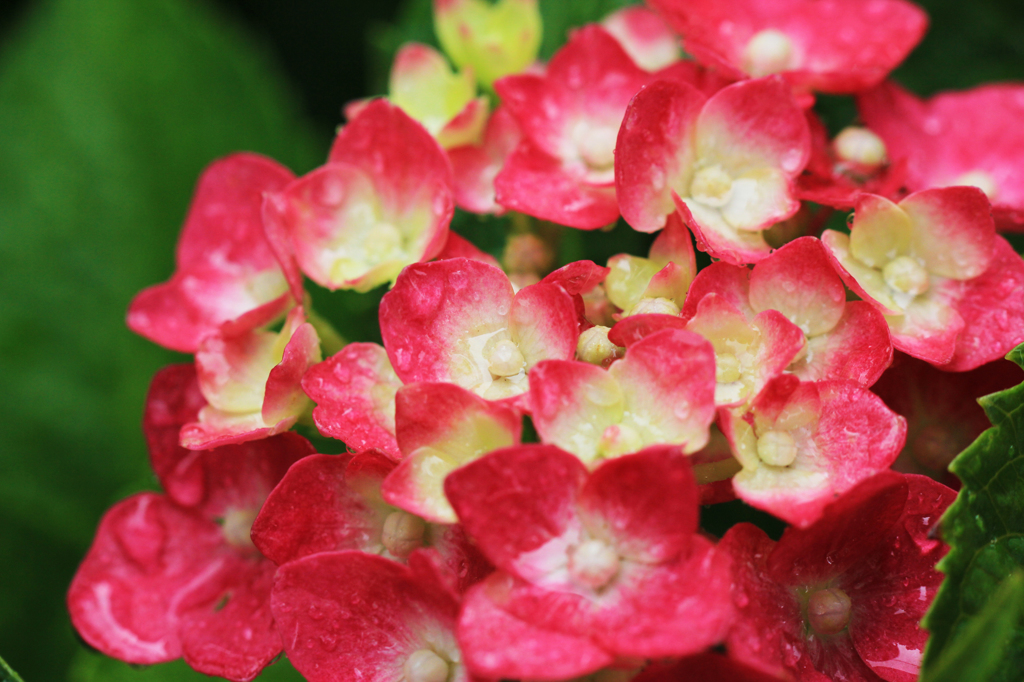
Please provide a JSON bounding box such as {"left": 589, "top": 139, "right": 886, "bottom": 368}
{"left": 922, "top": 572, "right": 1024, "bottom": 682}
{"left": 921, "top": 342, "right": 1024, "bottom": 682}
{"left": 0, "top": 0, "right": 319, "bottom": 678}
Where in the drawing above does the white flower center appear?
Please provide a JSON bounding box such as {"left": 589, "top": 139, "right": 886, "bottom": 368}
{"left": 953, "top": 170, "right": 999, "bottom": 200}
{"left": 221, "top": 508, "right": 258, "bottom": 551}
{"left": 756, "top": 429, "right": 797, "bottom": 467}
{"left": 883, "top": 256, "right": 930, "bottom": 296}
{"left": 485, "top": 338, "right": 526, "bottom": 377}
{"left": 404, "top": 649, "right": 450, "bottom": 682}
{"left": 715, "top": 352, "right": 742, "bottom": 384}
{"left": 569, "top": 538, "right": 620, "bottom": 590}
{"left": 742, "top": 29, "right": 795, "bottom": 77}
{"left": 690, "top": 165, "right": 734, "bottom": 208}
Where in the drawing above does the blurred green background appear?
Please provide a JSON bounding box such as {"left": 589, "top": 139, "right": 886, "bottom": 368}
{"left": 0, "top": 0, "right": 1021, "bottom": 680}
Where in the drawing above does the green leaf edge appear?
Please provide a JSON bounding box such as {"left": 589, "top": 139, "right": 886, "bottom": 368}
{"left": 920, "top": 341, "right": 1024, "bottom": 678}
{"left": 0, "top": 654, "right": 25, "bottom": 682}
{"left": 921, "top": 571, "right": 1024, "bottom": 682}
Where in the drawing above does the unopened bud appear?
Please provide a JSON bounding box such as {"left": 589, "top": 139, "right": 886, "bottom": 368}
{"left": 833, "top": 127, "right": 887, "bottom": 168}
{"left": 756, "top": 429, "right": 797, "bottom": 467}
{"left": 382, "top": 510, "right": 427, "bottom": 558}
{"left": 628, "top": 296, "right": 681, "bottom": 317}
{"left": 716, "top": 353, "right": 742, "bottom": 384}
{"left": 485, "top": 338, "right": 527, "bottom": 377}
{"left": 807, "top": 587, "right": 852, "bottom": 636}
{"left": 577, "top": 326, "right": 623, "bottom": 366}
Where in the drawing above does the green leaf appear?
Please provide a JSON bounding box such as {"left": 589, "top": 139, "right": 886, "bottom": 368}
{"left": 0, "top": 0, "right": 319, "bottom": 678}
{"left": 921, "top": 342, "right": 1024, "bottom": 682}
{"left": 68, "top": 652, "right": 305, "bottom": 682}
{"left": 1, "top": 654, "right": 26, "bottom": 682}
{"left": 923, "top": 572, "right": 1024, "bottom": 682}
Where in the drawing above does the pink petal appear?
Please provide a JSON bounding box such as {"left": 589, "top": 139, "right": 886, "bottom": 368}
{"left": 143, "top": 364, "right": 207, "bottom": 507}
{"left": 444, "top": 444, "right": 588, "bottom": 582}
{"left": 494, "top": 141, "right": 620, "bottom": 229}
{"left": 435, "top": 231, "right": 502, "bottom": 269}
{"left": 790, "top": 301, "right": 893, "bottom": 386}
{"left": 302, "top": 343, "right": 403, "bottom": 460}
{"left": 457, "top": 577, "right": 614, "bottom": 680}
{"left": 680, "top": 261, "right": 753, "bottom": 323}
{"left": 674, "top": 195, "right": 774, "bottom": 265}
{"left": 448, "top": 107, "right": 521, "bottom": 215}
{"left": 942, "top": 236, "right": 1024, "bottom": 371}
{"left": 578, "top": 446, "right": 699, "bottom": 562}
{"left": 900, "top": 187, "right": 994, "bottom": 280}
{"left": 508, "top": 281, "right": 580, "bottom": 368}
{"left": 607, "top": 313, "right": 688, "bottom": 348}
{"left": 380, "top": 258, "right": 514, "bottom": 384}
{"left": 249, "top": 453, "right": 389, "bottom": 565}
{"left": 126, "top": 154, "right": 295, "bottom": 353}
{"left": 271, "top": 551, "right": 461, "bottom": 682}
{"left": 748, "top": 236, "right": 845, "bottom": 337}
{"left": 602, "top": 6, "right": 682, "bottom": 72}
{"left": 616, "top": 79, "right": 706, "bottom": 233}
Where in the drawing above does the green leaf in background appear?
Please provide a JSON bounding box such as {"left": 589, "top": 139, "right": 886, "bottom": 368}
{"left": 921, "top": 343, "right": 1024, "bottom": 681}
{"left": 922, "top": 572, "right": 1024, "bottom": 682}
{"left": 1, "top": 654, "right": 26, "bottom": 682}
{"left": 0, "top": 0, "right": 319, "bottom": 678}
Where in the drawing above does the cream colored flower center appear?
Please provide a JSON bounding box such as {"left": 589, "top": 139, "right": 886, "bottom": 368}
{"left": 577, "top": 326, "right": 622, "bottom": 366}
{"left": 742, "top": 29, "right": 795, "bottom": 77}
{"left": 715, "top": 352, "right": 742, "bottom": 384}
{"left": 404, "top": 649, "right": 450, "bottom": 682}
{"left": 807, "top": 587, "right": 853, "bottom": 636}
{"left": 690, "top": 165, "right": 734, "bottom": 208}
{"left": 485, "top": 338, "right": 526, "bottom": 377}
{"left": 628, "top": 296, "right": 681, "bottom": 317}
{"left": 883, "top": 256, "right": 930, "bottom": 296}
{"left": 756, "top": 429, "right": 797, "bottom": 467}
{"left": 571, "top": 119, "right": 617, "bottom": 172}
{"left": 569, "top": 538, "right": 620, "bottom": 589}
{"left": 598, "top": 422, "right": 643, "bottom": 460}
{"left": 833, "top": 127, "right": 887, "bottom": 167}
{"left": 221, "top": 508, "right": 258, "bottom": 551}
{"left": 382, "top": 510, "right": 427, "bottom": 558}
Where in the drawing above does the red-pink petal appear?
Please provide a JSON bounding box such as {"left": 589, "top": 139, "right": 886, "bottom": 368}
{"left": 448, "top": 107, "right": 522, "bottom": 215}
{"left": 126, "top": 154, "right": 295, "bottom": 353}
{"left": 302, "top": 343, "right": 403, "bottom": 460}
{"left": 143, "top": 364, "right": 207, "bottom": 507}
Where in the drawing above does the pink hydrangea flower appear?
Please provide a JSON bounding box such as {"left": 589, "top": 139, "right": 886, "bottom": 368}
{"left": 127, "top": 153, "right": 296, "bottom": 353}
{"left": 263, "top": 100, "right": 454, "bottom": 294}
{"left": 859, "top": 80, "right": 1024, "bottom": 229}
{"left": 718, "top": 374, "right": 907, "bottom": 527}
{"left": 822, "top": 186, "right": 1024, "bottom": 369}
{"left": 681, "top": 236, "right": 893, "bottom": 386}
{"left": 721, "top": 472, "right": 955, "bottom": 682}
{"left": 616, "top": 76, "right": 810, "bottom": 264}
{"left": 494, "top": 25, "right": 653, "bottom": 228}
{"left": 67, "top": 431, "right": 314, "bottom": 681}
{"left": 446, "top": 444, "right": 734, "bottom": 678}
{"left": 180, "top": 306, "right": 321, "bottom": 449}
{"left": 649, "top": 0, "right": 928, "bottom": 96}
{"left": 379, "top": 257, "right": 579, "bottom": 403}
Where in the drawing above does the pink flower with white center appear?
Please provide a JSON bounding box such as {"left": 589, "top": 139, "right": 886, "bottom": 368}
{"left": 262, "top": 100, "right": 454, "bottom": 294}
{"left": 67, "top": 431, "right": 315, "bottom": 681}
{"left": 873, "top": 352, "right": 1023, "bottom": 484}
{"left": 604, "top": 213, "right": 697, "bottom": 318}
{"left": 718, "top": 374, "right": 907, "bottom": 527}
{"left": 493, "top": 25, "right": 653, "bottom": 229}
{"left": 648, "top": 0, "right": 928, "bottom": 96}
{"left": 721, "top": 472, "right": 955, "bottom": 682}
{"left": 681, "top": 236, "right": 893, "bottom": 386}
{"left": 301, "top": 342, "right": 404, "bottom": 460}
{"left": 612, "top": 288, "right": 805, "bottom": 406}
{"left": 615, "top": 76, "right": 810, "bottom": 264}
{"left": 530, "top": 328, "right": 717, "bottom": 464}
{"left": 379, "top": 257, "right": 579, "bottom": 402}
{"left": 381, "top": 381, "right": 522, "bottom": 523}
{"left": 859, "top": 80, "right": 1024, "bottom": 230}
{"left": 445, "top": 445, "right": 734, "bottom": 678}
{"left": 180, "top": 306, "right": 321, "bottom": 450}
{"left": 250, "top": 452, "right": 491, "bottom": 593}
{"left": 447, "top": 107, "right": 521, "bottom": 214}
{"left": 127, "top": 153, "right": 295, "bottom": 353}
{"left": 822, "top": 186, "right": 1024, "bottom": 369}
{"left": 271, "top": 550, "right": 484, "bottom": 682}
{"left": 346, "top": 43, "right": 489, "bottom": 150}
{"left": 601, "top": 6, "right": 682, "bottom": 72}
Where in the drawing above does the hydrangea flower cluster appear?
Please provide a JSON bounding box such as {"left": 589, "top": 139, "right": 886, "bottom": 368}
{"left": 69, "top": 1, "right": 1024, "bottom": 681}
